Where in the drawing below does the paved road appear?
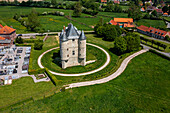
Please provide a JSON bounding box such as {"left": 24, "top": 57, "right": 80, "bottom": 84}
{"left": 141, "top": 44, "right": 170, "bottom": 58}
{"left": 65, "top": 49, "right": 149, "bottom": 89}
{"left": 38, "top": 43, "right": 110, "bottom": 76}
{"left": 20, "top": 74, "right": 50, "bottom": 83}
{"left": 17, "top": 31, "right": 94, "bottom": 36}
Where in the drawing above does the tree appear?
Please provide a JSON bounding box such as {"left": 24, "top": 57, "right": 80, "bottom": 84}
{"left": 115, "top": 25, "right": 122, "bottom": 36}
{"left": 73, "top": 2, "right": 82, "bottom": 17}
{"left": 128, "top": 4, "right": 142, "bottom": 20}
{"left": 15, "top": 37, "right": 23, "bottom": 44}
{"left": 125, "top": 34, "right": 140, "bottom": 52}
{"left": 114, "top": 4, "right": 122, "bottom": 13}
{"left": 151, "top": 10, "right": 157, "bottom": 17}
{"left": 51, "top": 0, "right": 56, "bottom": 5}
{"left": 103, "top": 24, "right": 117, "bottom": 41}
{"left": 34, "top": 40, "right": 43, "bottom": 50}
{"left": 162, "top": 6, "right": 169, "bottom": 13}
{"left": 96, "top": 26, "right": 104, "bottom": 37}
{"left": 26, "top": 9, "right": 40, "bottom": 31}
{"left": 114, "top": 37, "right": 127, "bottom": 54}
{"left": 105, "top": 2, "right": 114, "bottom": 12}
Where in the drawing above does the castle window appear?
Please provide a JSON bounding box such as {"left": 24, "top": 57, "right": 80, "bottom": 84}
{"left": 72, "top": 39, "right": 75, "bottom": 41}
{"left": 67, "top": 48, "right": 69, "bottom": 51}
{"left": 67, "top": 55, "right": 69, "bottom": 57}
{"left": 72, "top": 51, "right": 75, "bottom": 55}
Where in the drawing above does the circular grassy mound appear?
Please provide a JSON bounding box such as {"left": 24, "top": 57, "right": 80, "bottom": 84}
{"left": 41, "top": 45, "right": 107, "bottom": 74}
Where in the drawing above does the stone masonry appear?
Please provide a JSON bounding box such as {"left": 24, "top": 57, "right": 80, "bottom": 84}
{"left": 59, "top": 23, "right": 86, "bottom": 69}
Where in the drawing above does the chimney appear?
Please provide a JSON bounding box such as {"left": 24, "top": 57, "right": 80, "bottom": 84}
{"left": 63, "top": 26, "right": 65, "bottom": 31}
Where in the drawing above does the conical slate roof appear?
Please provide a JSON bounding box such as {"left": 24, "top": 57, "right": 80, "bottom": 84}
{"left": 66, "top": 23, "right": 79, "bottom": 38}
{"left": 60, "top": 29, "right": 67, "bottom": 42}
{"left": 79, "top": 30, "right": 87, "bottom": 40}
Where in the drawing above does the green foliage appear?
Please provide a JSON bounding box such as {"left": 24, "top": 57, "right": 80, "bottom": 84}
{"left": 125, "top": 33, "right": 140, "bottom": 52}
{"left": 151, "top": 10, "right": 157, "bottom": 17}
{"left": 96, "top": 26, "right": 104, "bottom": 37}
{"left": 114, "top": 4, "right": 122, "bottom": 13}
{"left": 162, "top": 6, "right": 169, "bottom": 13}
{"left": 45, "top": 68, "right": 61, "bottom": 86}
{"left": 23, "top": 39, "right": 43, "bottom": 43}
{"left": 73, "top": 2, "right": 82, "bottom": 17}
{"left": 165, "top": 35, "right": 170, "bottom": 42}
{"left": 51, "top": 0, "right": 56, "bottom": 5}
{"left": 128, "top": 4, "right": 142, "bottom": 20}
{"left": 34, "top": 40, "right": 43, "bottom": 50}
{"left": 103, "top": 24, "right": 117, "bottom": 41}
{"left": 114, "top": 37, "right": 127, "bottom": 54}
{"left": 0, "top": 20, "right": 6, "bottom": 26}
{"left": 15, "top": 37, "right": 23, "bottom": 44}
{"left": 28, "top": 68, "right": 45, "bottom": 75}
{"left": 26, "top": 9, "right": 40, "bottom": 31}
{"left": 105, "top": 2, "right": 114, "bottom": 12}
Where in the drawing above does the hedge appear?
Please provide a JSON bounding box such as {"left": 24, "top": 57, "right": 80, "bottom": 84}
{"left": 23, "top": 39, "right": 43, "bottom": 43}
{"left": 28, "top": 68, "right": 46, "bottom": 75}
{"left": 45, "top": 68, "right": 61, "bottom": 86}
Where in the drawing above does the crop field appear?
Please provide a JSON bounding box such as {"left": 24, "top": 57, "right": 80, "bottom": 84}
{"left": 4, "top": 52, "right": 170, "bottom": 113}
{"left": 0, "top": 6, "right": 132, "bottom": 33}
{"left": 136, "top": 19, "right": 166, "bottom": 28}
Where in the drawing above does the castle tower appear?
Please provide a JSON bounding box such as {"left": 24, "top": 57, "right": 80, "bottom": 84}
{"left": 59, "top": 23, "right": 87, "bottom": 69}
{"left": 79, "top": 30, "right": 86, "bottom": 66}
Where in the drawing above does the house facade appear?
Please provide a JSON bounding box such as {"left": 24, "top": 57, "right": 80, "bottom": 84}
{"left": 137, "top": 25, "right": 170, "bottom": 39}
{"left": 59, "top": 23, "right": 86, "bottom": 69}
{"left": 109, "top": 18, "right": 135, "bottom": 28}
{"left": 0, "top": 24, "right": 16, "bottom": 46}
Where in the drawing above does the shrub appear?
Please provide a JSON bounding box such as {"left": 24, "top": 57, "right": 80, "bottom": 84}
{"left": 114, "top": 37, "right": 127, "bottom": 55}
{"left": 15, "top": 37, "right": 23, "bottom": 44}
{"left": 45, "top": 68, "right": 61, "bottom": 86}
{"left": 34, "top": 40, "right": 43, "bottom": 50}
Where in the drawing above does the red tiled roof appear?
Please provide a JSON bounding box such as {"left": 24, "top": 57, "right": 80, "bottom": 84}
{"left": 109, "top": 20, "right": 118, "bottom": 25}
{"left": 101, "top": 0, "right": 107, "bottom": 2}
{"left": 0, "top": 26, "right": 16, "bottom": 34}
{"left": 141, "top": 7, "right": 145, "bottom": 11}
{"left": 137, "top": 25, "right": 149, "bottom": 32}
{"left": 0, "top": 36, "right": 5, "bottom": 40}
{"left": 114, "top": 18, "right": 133, "bottom": 23}
{"left": 123, "top": 23, "right": 135, "bottom": 28}
{"left": 163, "top": 13, "right": 168, "bottom": 15}
{"left": 0, "top": 24, "right": 3, "bottom": 28}
{"left": 147, "top": 26, "right": 167, "bottom": 37}
{"left": 114, "top": 1, "right": 120, "bottom": 4}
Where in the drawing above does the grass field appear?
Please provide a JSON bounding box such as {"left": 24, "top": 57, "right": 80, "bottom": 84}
{"left": 136, "top": 19, "right": 166, "bottom": 28}
{"left": 41, "top": 45, "right": 106, "bottom": 73}
{"left": 0, "top": 77, "right": 56, "bottom": 109}
{"left": 98, "top": 12, "right": 128, "bottom": 18}
{"left": 4, "top": 52, "right": 170, "bottom": 113}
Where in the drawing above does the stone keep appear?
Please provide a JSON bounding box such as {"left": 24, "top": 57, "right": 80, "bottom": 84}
{"left": 59, "top": 23, "right": 86, "bottom": 69}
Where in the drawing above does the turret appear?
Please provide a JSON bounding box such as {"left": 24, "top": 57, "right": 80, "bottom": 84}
{"left": 60, "top": 28, "right": 69, "bottom": 61}
{"left": 79, "top": 30, "right": 86, "bottom": 59}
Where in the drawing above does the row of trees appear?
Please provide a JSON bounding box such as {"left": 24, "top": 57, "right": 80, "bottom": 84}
{"left": 140, "top": 36, "right": 167, "bottom": 50}
{"left": 105, "top": 2, "right": 123, "bottom": 12}
{"left": 94, "top": 19, "right": 122, "bottom": 41}
{"left": 114, "top": 33, "right": 140, "bottom": 55}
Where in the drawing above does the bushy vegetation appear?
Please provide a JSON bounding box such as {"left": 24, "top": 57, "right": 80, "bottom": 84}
{"left": 34, "top": 39, "right": 43, "bottom": 50}
{"left": 94, "top": 22, "right": 122, "bottom": 41}
{"left": 15, "top": 37, "right": 23, "bottom": 44}
{"left": 114, "top": 33, "right": 140, "bottom": 55}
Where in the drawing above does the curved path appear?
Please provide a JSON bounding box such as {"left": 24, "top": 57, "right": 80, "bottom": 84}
{"left": 38, "top": 43, "right": 110, "bottom": 76}
{"left": 65, "top": 49, "right": 149, "bottom": 89}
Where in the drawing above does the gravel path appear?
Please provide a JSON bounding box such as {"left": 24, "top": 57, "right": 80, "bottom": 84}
{"left": 38, "top": 43, "right": 110, "bottom": 76}
{"left": 65, "top": 49, "right": 149, "bottom": 89}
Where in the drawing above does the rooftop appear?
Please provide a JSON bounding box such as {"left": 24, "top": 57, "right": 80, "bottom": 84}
{"left": 113, "top": 18, "right": 133, "bottom": 23}
{"left": 0, "top": 26, "right": 16, "bottom": 35}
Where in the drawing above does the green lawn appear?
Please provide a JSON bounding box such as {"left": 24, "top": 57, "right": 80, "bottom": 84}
{"left": 4, "top": 52, "right": 170, "bottom": 113}
{"left": 41, "top": 45, "right": 106, "bottom": 73}
{"left": 0, "top": 77, "right": 56, "bottom": 109}
{"left": 136, "top": 19, "right": 166, "bottom": 28}
{"left": 98, "top": 12, "right": 128, "bottom": 18}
